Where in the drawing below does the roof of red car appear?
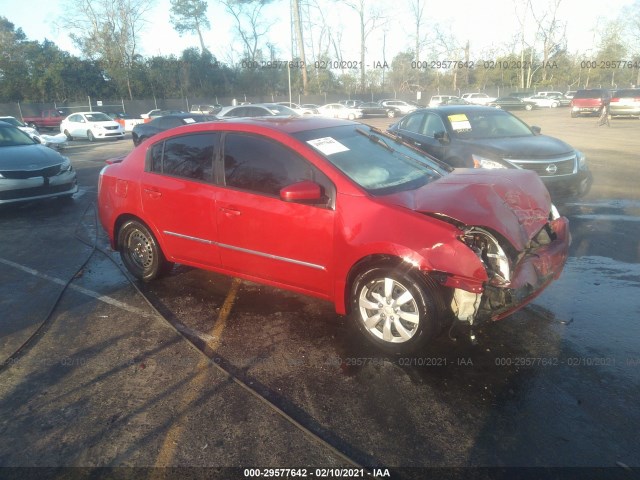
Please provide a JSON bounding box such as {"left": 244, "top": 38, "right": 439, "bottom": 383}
{"left": 213, "top": 115, "right": 353, "bottom": 133}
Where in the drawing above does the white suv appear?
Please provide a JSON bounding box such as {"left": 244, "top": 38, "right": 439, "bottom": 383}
{"left": 380, "top": 100, "right": 419, "bottom": 114}
{"left": 428, "top": 95, "right": 458, "bottom": 107}
{"left": 461, "top": 93, "right": 497, "bottom": 105}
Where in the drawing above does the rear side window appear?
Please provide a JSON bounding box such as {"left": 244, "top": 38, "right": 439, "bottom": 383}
{"left": 149, "top": 133, "right": 218, "bottom": 182}
{"left": 613, "top": 89, "right": 640, "bottom": 97}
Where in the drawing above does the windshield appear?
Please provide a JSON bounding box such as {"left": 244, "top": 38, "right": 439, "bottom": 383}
{"left": 85, "top": 113, "right": 113, "bottom": 122}
{"left": 293, "top": 125, "right": 446, "bottom": 195}
{"left": 0, "top": 126, "right": 37, "bottom": 146}
{"left": 446, "top": 110, "right": 533, "bottom": 139}
{"left": 0, "top": 117, "right": 26, "bottom": 127}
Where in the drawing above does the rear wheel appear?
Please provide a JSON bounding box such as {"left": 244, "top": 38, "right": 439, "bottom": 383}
{"left": 387, "top": 109, "right": 396, "bottom": 118}
{"left": 347, "top": 113, "right": 355, "bottom": 120}
{"left": 118, "top": 220, "right": 173, "bottom": 281}
{"left": 525, "top": 103, "right": 533, "bottom": 111}
{"left": 349, "top": 266, "right": 444, "bottom": 354}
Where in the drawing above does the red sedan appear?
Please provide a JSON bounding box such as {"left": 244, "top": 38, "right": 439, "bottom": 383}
{"left": 98, "top": 117, "right": 570, "bottom": 353}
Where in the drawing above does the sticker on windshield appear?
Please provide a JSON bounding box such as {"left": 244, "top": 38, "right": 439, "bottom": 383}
{"left": 183, "top": 118, "right": 197, "bottom": 124}
{"left": 307, "top": 137, "right": 350, "bottom": 155}
{"left": 448, "top": 114, "right": 471, "bottom": 131}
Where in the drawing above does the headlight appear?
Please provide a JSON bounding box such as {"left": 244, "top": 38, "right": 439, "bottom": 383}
{"left": 576, "top": 150, "right": 586, "bottom": 169}
{"left": 460, "top": 227, "right": 511, "bottom": 283}
{"left": 472, "top": 154, "right": 507, "bottom": 169}
{"left": 550, "top": 203, "right": 560, "bottom": 220}
{"left": 60, "top": 157, "right": 72, "bottom": 172}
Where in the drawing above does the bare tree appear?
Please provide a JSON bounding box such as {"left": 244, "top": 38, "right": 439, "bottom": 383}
{"left": 513, "top": 0, "right": 533, "bottom": 89}
{"left": 531, "top": 0, "right": 566, "bottom": 83}
{"left": 342, "top": 0, "right": 387, "bottom": 91}
{"left": 291, "top": 0, "right": 308, "bottom": 94}
{"left": 63, "top": 0, "right": 155, "bottom": 100}
{"left": 407, "top": 0, "right": 426, "bottom": 63}
{"left": 223, "top": 0, "right": 275, "bottom": 63}
{"left": 169, "top": 0, "right": 211, "bottom": 55}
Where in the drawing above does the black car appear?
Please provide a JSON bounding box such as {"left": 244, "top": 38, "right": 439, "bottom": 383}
{"left": 489, "top": 97, "right": 535, "bottom": 110}
{"left": 131, "top": 113, "right": 217, "bottom": 146}
{"left": 357, "top": 102, "right": 395, "bottom": 117}
{"left": 388, "top": 106, "right": 592, "bottom": 201}
{"left": 0, "top": 121, "right": 78, "bottom": 205}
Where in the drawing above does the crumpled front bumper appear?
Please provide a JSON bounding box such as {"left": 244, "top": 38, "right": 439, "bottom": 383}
{"left": 477, "top": 217, "right": 571, "bottom": 322}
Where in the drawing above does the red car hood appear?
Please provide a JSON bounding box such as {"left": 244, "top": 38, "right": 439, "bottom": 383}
{"left": 380, "top": 169, "right": 552, "bottom": 251}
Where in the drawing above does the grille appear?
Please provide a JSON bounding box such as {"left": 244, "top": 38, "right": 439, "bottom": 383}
{"left": 0, "top": 164, "right": 62, "bottom": 180}
{"left": 105, "top": 126, "right": 119, "bottom": 130}
{"left": 508, "top": 155, "right": 577, "bottom": 177}
{"left": 0, "top": 182, "right": 75, "bottom": 200}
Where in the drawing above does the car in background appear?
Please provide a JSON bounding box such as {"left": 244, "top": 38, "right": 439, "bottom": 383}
{"left": 508, "top": 92, "right": 535, "bottom": 100}
{"left": 190, "top": 104, "right": 222, "bottom": 115}
{"left": 564, "top": 90, "right": 577, "bottom": 99}
{"left": 387, "top": 106, "right": 592, "bottom": 201}
{"left": 107, "top": 113, "right": 144, "bottom": 132}
{"left": 301, "top": 103, "right": 321, "bottom": 110}
{"left": 609, "top": 88, "right": 640, "bottom": 118}
{"left": 217, "top": 103, "right": 299, "bottom": 118}
{"left": 317, "top": 103, "right": 363, "bottom": 120}
{"left": 357, "top": 102, "right": 395, "bottom": 117}
{"left": 438, "top": 97, "right": 472, "bottom": 106}
{"left": 98, "top": 116, "right": 570, "bottom": 354}
{"left": 428, "top": 95, "right": 459, "bottom": 107}
{"left": 338, "top": 100, "right": 361, "bottom": 108}
{"left": 570, "top": 89, "right": 611, "bottom": 117}
{"left": 0, "top": 121, "right": 77, "bottom": 205}
{"left": 488, "top": 97, "right": 535, "bottom": 110}
{"left": 379, "top": 99, "right": 418, "bottom": 116}
{"left": 131, "top": 113, "right": 217, "bottom": 146}
{"left": 276, "top": 102, "right": 318, "bottom": 115}
{"left": 60, "top": 112, "right": 125, "bottom": 141}
{"left": 461, "top": 93, "right": 497, "bottom": 105}
{"left": 537, "top": 91, "right": 565, "bottom": 98}
{"left": 524, "top": 95, "right": 561, "bottom": 108}
{"left": 0, "top": 116, "right": 39, "bottom": 138}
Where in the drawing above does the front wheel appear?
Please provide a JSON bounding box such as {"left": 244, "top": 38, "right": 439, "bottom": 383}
{"left": 525, "top": 103, "right": 533, "bottom": 111}
{"left": 349, "top": 267, "right": 444, "bottom": 354}
{"left": 387, "top": 109, "right": 396, "bottom": 118}
{"left": 87, "top": 130, "right": 95, "bottom": 142}
{"left": 118, "top": 220, "right": 173, "bottom": 281}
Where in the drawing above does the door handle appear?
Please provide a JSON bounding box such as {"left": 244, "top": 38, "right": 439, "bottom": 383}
{"left": 414, "top": 141, "right": 422, "bottom": 147}
{"left": 143, "top": 188, "right": 162, "bottom": 199}
{"left": 220, "top": 206, "right": 241, "bottom": 217}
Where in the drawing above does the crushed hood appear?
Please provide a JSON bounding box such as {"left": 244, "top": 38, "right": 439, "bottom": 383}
{"left": 380, "top": 168, "right": 552, "bottom": 251}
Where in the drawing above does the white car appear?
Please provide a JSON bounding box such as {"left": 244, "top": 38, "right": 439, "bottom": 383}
{"left": 461, "top": 93, "right": 497, "bottom": 105}
{"left": 317, "top": 103, "right": 363, "bottom": 120}
{"left": 276, "top": 102, "right": 318, "bottom": 115}
{"left": 217, "top": 103, "right": 299, "bottom": 118}
{"left": 537, "top": 91, "right": 565, "bottom": 98}
{"left": 60, "top": 112, "right": 125, "bottom": 141}
{"left": 379, "top": 99, "right": 418, "bottom": 115}
{"left": 524, "top": 95, "right": 561, "bottom": 108}
{"left": 428, "top": 95, "right": 458, "bottom": 107}
{"left": 0, "top": 116, "right": 39, "bottom": 138}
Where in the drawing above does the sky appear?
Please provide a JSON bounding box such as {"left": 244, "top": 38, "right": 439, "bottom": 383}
{"left": 1, "top": 0, "right": 636, "bottom": 64}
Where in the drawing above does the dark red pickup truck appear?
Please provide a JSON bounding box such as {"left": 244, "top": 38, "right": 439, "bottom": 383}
{"left": 22, "top": 110, "right": 65, "bottom": 130}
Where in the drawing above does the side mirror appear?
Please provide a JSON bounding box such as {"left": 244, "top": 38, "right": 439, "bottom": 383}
{"left": 434, "top": 130, "right": 450, "bottom": 145}
{"left": 280, "top": 180, "right": 323, "bottom": 203}
{"left": 531, "top": 125, "right": 542, "bottom": 135}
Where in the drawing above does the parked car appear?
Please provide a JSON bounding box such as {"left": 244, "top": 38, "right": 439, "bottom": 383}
{"left": 276, "top": 102, "right": 318, "bottom": 115}
{"left": 379, "top": 99, "right": 418, "bottom": 115}
{"left": 608, "top": 88, "right": 640, "bottom": 118}
{"left": 21, "top": 109, "right": 65, "bottom": 131}
{"left": 438, "top": 97, "right": 472, "bottom": 106}
{"left": 488, "top": 97, "right": 535, "bottom": 110}
{"left": 570, "top": 89, "right": 611, "bottom": 117}
{"left": 0, "top": 116, "right": 39, "bottom": 138}
{"left": 60, "top": 112, "right": 125, "bottom": 141}
{"left": 564, "top": 90, "right": 577, "bottom": 99}
{"left": 317, "top": 103, "right": 363, "bottom": 120}
{"left": 0, "top": 121, "right": 77, "bottom": 204}
{"left": 428, "top": 95, "right": 459, "bottom": 107}
{"left": 190, "top": 104, "right": 222, "bottom": 115}
{"left": 461, "top": 93, "right": 497, "bottom": 105}
{"left": 107, "top": 113, "right": 144, "bottom": 132}
{"left": 338, "top": 100, "right": 361, "bottom": 108}
{"left": 98, "top": 116, "right": 570, "bottom": 354}
{"left": 387, "top": 106, "right": 592, "bottom": 201}
{"left": 357, "top": 102, "right": 395, "bottom": 117}
{"left": 131, "top": 113, "right": 217, "bottom": 146}
{"left": 217, "top": 103, "right": 299, "bottom": 118}
{"left": 536, "top": 91, "right": 565, "bottom": 98}
{"left": 524, "top": 95, "right": 561, "bottom": 108}
{"left": 508, "top": 92, "right": 535, "bottom": 99}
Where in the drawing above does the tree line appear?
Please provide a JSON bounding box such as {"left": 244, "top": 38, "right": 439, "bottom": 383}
{"left": 1, "top": 0, "right": 639, "bottom": 105}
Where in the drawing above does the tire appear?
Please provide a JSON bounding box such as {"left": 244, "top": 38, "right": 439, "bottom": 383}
{"left": 349, "top": 266, "right": 444, "bottom": 354}
{"left": 525, "top": 103, "right": 533, "bottom": 111}
{"left": 348, "top": 113, "right": 355, "bottom": 120}
{"left": 63, "top": 130, "right": 73, "bottom": 141}
{"left": 551, "top": 102, "right": 559, "bottom": 108}
{"left": 387, "top": 109, "right": 396, "bottom": 118}
{"left": 87, "top": 130, "right": 95, "bottom": 142}
{"left": 118, "top": 220, "right": 173, "bottom": 281}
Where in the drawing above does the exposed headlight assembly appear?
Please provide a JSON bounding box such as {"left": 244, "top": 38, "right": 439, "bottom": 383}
{"left": 576, "top": 150, "right": 587, "bottom": 169}
{"left": 60, "top": 157, "right": 73, "bottom": 172}
{"left": 472, "top": 154, "right": 507, "bottom": 169}
{"left": 461, "top": 227, "right": 511, "bottom": 284}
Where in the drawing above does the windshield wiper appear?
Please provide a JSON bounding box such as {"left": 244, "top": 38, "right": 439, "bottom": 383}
{"left": 355, "top": 127, "right": 394, "bottom": 152}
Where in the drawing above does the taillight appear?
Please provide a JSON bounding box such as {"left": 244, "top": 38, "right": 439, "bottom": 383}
{"left": 611, "top": 98, "right": 620, "bottom": 102}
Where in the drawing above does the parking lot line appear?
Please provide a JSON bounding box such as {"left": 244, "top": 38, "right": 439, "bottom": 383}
{"left": 0, "top": 256, "right": 151, "bottom": 317}
{"left": 152, "top": 278, "right": 240, "bottom": 469}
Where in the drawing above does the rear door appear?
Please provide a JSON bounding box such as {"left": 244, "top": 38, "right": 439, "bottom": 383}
{"left": 140, "top": 132, "right": 222, "bottom": 267}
